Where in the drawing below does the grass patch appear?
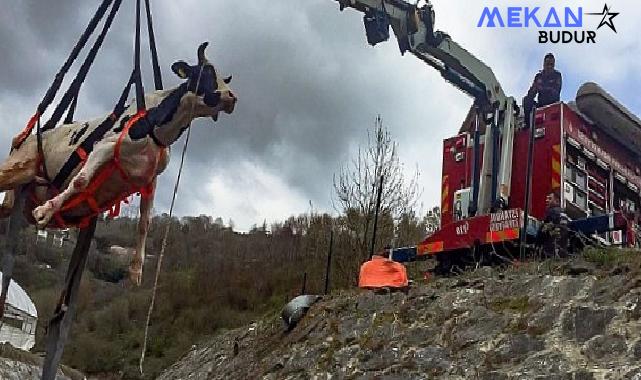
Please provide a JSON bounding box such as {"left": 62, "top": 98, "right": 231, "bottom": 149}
{"left": 583, "top": 247, "right": 641, "bottom": 270}
{"left": 490, "top": 296, "right": 532, "bottom": 314}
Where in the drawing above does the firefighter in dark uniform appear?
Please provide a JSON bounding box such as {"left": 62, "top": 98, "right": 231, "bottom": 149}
{"left": 523, "top": 53, "right": 562, "bottom": 128}
{"left": 538, "top": 192, "right": 569, "bottom": 258}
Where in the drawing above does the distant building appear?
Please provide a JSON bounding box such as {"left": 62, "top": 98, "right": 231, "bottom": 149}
{"left": 36, "top": 228, "right": 70, "bottom": 248}
{"left": 0, "top": 272, "right": 37, "bottom": 351}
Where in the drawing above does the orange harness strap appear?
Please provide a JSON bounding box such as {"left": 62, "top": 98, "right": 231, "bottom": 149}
{"left": 50, "top": 110, "right": 152, "bottom": 228}
{"left": 12, "top": 113, "right": 40, "bottom": 150}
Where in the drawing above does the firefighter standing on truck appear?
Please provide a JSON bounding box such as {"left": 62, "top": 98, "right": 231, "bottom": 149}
{"left": 523, "top": 53, "right": 562, "bottom": 128}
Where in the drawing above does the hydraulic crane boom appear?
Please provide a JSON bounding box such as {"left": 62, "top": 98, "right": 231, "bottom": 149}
{"left": 335, "top": 0, "right": 519, "bottom": 216}
{"left": 336, "top": 0, "right": 507, "bottom": 111}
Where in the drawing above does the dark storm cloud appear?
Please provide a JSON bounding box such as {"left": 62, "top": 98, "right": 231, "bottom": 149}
{"left": 140, "top": 0, "right": 436, "bottom": 214}
{"left": 0, "top": 0, "right": 94, "bottom": 97}
{"left": 144, "top": 0, "right": 433, "bottom": 209}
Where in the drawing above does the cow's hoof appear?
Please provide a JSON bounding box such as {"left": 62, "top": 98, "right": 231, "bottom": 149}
{"left": 33, "top": 203, "right": 54, "bottom": 228}
{"left": 128, "top": 268, "right": 142, "bottom": 286}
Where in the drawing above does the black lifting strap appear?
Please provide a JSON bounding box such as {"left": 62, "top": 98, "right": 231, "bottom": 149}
{"left": 43, "top": 0, "right": 123, "bottom": 132}
{"left": 51, "top": 0, "right": 164, "bottom": 188}
{"left": 64, "top": 94, "right": 79, "bottom": 125}
{"left": 11, "top": 0, "right": 112, "bottom": 152}
{"left": 133, "top": 0, "right": 164, "bottom": 111}
{"left": 144, "top": 0, "right": 163, "bottom": 91}
{"left": 44, "top": 0, "right": 162, "bottom": 189}
{"left": 37, "top": 0, "right": 113, "bottom": 118}
{"left": 54, "top": 0, "right": 164, "bottom": 127}
{"left": 51, "top": 71, "right": 136, "bottom": 190}
{"left": 134, "top": 0, "right": 146, "bottom": 111}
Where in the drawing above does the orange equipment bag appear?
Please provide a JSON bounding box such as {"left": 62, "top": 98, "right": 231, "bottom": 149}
{"left": 358, "top": 255, "right": 409, "bottom": 289}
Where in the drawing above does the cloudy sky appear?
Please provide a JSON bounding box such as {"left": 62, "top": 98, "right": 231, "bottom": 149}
{"left": 1, "top": 0, "right": 639, "bottom": 230}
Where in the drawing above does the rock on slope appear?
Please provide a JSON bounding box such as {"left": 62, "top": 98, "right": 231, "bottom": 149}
{"left": 0, "top": 343, "right": 84, "bottom": 380}
{"left": 159, "top": 258, "right": 641, "bottom": 380}
{"left": 0, "top": 358, "right": 70, "bottom": 380}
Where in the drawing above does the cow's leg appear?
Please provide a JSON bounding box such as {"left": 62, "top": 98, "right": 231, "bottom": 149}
{"left": 129, "top": 178, "right": 156, "bottom": 286}
{"left": 32, "top": 142, "right": 116, "bottom": 228}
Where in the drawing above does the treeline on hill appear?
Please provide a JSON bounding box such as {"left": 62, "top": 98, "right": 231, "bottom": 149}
{"left": 11, "top": 207, "right": 438, "bottom": 379}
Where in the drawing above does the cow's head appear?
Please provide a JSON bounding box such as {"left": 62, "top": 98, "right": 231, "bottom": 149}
{"left": 171, "top": 42, "right": 236, "bottom": 121}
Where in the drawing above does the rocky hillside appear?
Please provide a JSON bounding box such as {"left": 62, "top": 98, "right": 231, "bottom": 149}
{"left": 0, "top": 343, "right": 84, "bottom": 380}
{"left": 159, "top": 250, "right": 641, "bottom": 380}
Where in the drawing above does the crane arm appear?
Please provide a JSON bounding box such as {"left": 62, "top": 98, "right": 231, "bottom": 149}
{"left": 335, "top": 0, "right": 507, "bottom": 111}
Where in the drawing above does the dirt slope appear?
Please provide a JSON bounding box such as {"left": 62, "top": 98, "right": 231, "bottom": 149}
{"left": 159, "top": 255, "right": 641, "bottom": 380}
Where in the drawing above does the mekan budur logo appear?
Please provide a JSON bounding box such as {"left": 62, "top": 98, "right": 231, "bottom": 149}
{"left": 477, "top": 4, "right": 619, "bottom": 44}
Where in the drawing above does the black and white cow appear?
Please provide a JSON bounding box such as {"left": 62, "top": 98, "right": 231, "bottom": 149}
{"left": 0, "top": 42, "right": 237, "bottom": 285}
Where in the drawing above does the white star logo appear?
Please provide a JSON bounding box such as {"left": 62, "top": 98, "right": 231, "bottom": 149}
{"left": 587, "top": 4, "right": 620, "bottom": 33}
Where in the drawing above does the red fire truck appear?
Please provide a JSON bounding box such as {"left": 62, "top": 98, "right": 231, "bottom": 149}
{"left": 415, "top": 83, "right": 637, "bottom": 270}
{"left": 334, "top": 0, "right": 638, "bottom": 270}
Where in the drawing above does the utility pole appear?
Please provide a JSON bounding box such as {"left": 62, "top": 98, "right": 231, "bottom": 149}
{"left": 324, "top": 229, "right": 334, "bottom": 294}
{"left": 520, "top": 105, "right": 537, "bottom": 261}
{"left": 300, "top": 272, "right": 307, "bottom": 295}
{"left": 369, "top": 175, "right": 384, "bottom": 260}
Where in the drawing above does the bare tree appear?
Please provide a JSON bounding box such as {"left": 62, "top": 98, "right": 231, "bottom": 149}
{"left": 334, "top": 116, "right": 421, "bottom": 257}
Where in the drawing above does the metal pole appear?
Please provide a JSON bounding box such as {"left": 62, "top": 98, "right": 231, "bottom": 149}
{"left": 0, "top": 188, "right": 26, "bottom": 320}
{"left": 369, "top": 175, "right": 384, "bottom": 260}
{"left": 520, "top": 104, "right": 537, "bottom": 261}
{"left": 42, "top": 217, "right": 98, "bottom": 380}
{"left": 470, "top": 109, "right": 481, "bottom": 216}
{"left": 300, "top": 272, "right": 307, "bottom": 295}
{"left": 490, "top": 108, "right": 501, "bottom": 211}
{"left": 324, "top": 230, "right": 334, "bottom": 295}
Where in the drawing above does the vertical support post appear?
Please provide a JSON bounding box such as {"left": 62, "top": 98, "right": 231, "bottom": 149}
{"left": 609, "top": 166, "right": 615, "bottom": 243}
{"left": 470, "top": 110, "right": 481, "bottom": 217}
{"left": 520, "top": 105, "right": 537, "bottom": 261}
{"left": 300, "top": 272, "right": 307, "bottom": 295}
{"left": 490, "top": 109, "right": 501, "bottom": 210}
{"left": 559, "top": 104, "right": 566, "bottom": 211}
{"left": 324, "top": 230, "right": 334, "bottom": 295}
{"left": 0, "top": 188, "right": 26, "bottom": 320}
{"left": 369, "top": 175, "right": 384, "bottom": 260}
{"left": 42, "top": 217, "right": 98, "bottom": 380}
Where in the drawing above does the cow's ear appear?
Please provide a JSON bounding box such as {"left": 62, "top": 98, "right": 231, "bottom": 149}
{"left": 171, "top": 61, "right": 191, "bottom": 79}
